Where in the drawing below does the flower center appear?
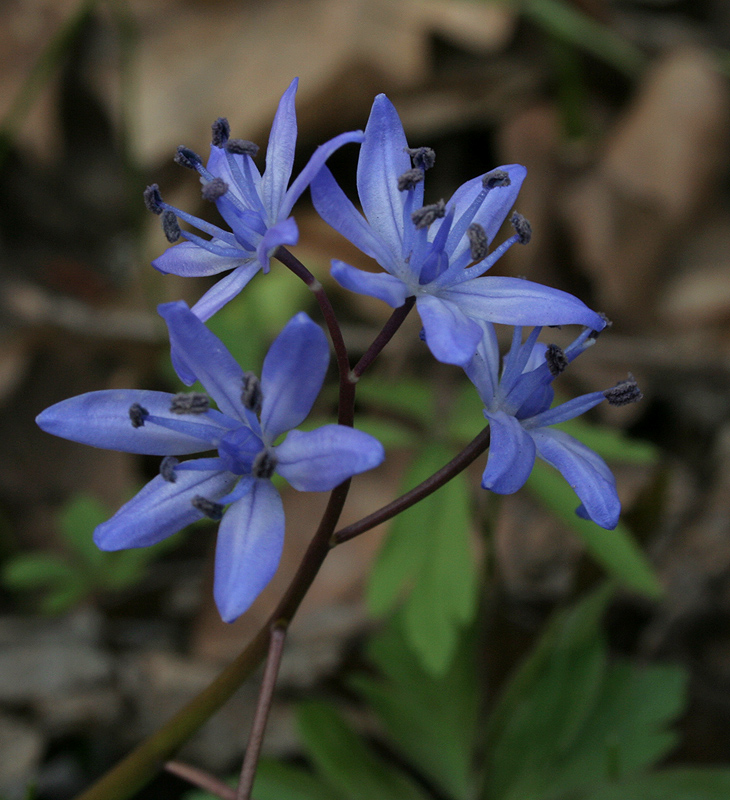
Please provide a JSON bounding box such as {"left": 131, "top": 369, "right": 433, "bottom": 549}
{"left": 218, "top": 426, "right": 266, "bottom": 475}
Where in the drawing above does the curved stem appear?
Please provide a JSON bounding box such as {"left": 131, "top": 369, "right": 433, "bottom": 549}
{"left": 165, "top": 762, "right": 236, "bottom": 800}
{"left": 332, "top": 425, "right": 491, "bottom": 545}
{"left": 351, "top": 296, "right": 415, "bottom": 380}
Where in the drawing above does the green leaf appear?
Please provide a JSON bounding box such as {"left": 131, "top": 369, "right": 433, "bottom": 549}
{"left": 349, "top": 618, "right": 478, "bottom": 800}
{"left": 253, "top": 759, "right": 343, "bottom": 800}
{"left": 354, "top": 378, "right": 435, "bottom": 428}
{"left": 2, "top": 554, "right": 79, "bottom": 590}
{"left": 39, "top": 583, "right": 91, "bottom": 615}
{"left": 446, "top": 383, "right": 489, "bottom": 444}
{"left": 527, "top": 461, "right": 663, "bottom": 598}
{"left": 583, "top": 768, "right": 730, "bottom": 799}
{"left": 58, "top": 494, "right": 111, "bottom": 567}
{"left": 367, "top": 443, "right": 478, "bottom": 675}
{"left": 553, "top": 416, "right": 659, "bottom": 465}
{"left": 484, "top": 586, "right": 688, "bottom": 800}
{"left": 296, "top": 701, "right": 428, "bottom": 800}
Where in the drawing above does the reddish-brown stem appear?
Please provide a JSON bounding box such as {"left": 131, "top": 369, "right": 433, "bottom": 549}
{"left": 332, "top": 425, "right": 491, "bottom": 545}
{"left": 236, "top": 624, "right": 287, "bottom": 800}
{"left": 165, "top": 762, "right": 236, "bottom": 800}
{"left": 351, "top": 296, "right": 415, "bottom": 380}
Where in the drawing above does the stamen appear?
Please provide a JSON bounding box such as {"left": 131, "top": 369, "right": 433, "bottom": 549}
{"left": 170, "top": 393, "right": 210, "bottom": 414}
{"left": 174, "top": 146, "right": 202, "bottom": 170}
{"left": 412, "top": 199, "right": 446, "bottom": 229}
{"left": 604, "top": 375, "right": 643, "bottom": 406}
{"left": 405, "top": 146, "right": 436, "bottom": 171}
{"left": 252, "top": 450, "right": 277, "bottom": 479}
{"left": 143, "top": 184, "right": 164, "bottom": 215}
{"left": 241, "top": 372, "right": 263, "bottom": 415}
{"left": 589, "top": 312, "right": 613, "bottom": 341}
{"left": 129, "top": 403, "right": 149, "bottom": 428}
{"left": 192, "top": 495, "right": 224, "bottom": 520}
{"left": 212, "top": 117, "right": 231, "bottom": 147}
{"left": 225, "top": 139, "right": 260, "bottom": 157}
{"left": 467, "top": 223, "right": 488, "bottom": 261}
{"left": 162, "top": 210, "right": 181, "bottom": 243}
{"left": 398, "top": 168, "right": 424, "bottom": 192}
{"left": 510, "top": 212, "right": 532, "bottom": 244}
{"left": 160, "top": 456, "right": 179, "bottom": 483}
{"left": 482, "top": 169, "right": 511, "bottom": 189}
{"left": 545, "top": 344, "right": 568, "bottom": 377}
{"left": 202, "top": 177, "right": 229, "bottom": 202}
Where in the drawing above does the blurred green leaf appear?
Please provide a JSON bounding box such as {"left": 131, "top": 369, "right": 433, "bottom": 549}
{"left": 253, "top": 759, "right": 343, "bottom": 800}
{"left": 582, "top": 768, "right": 730, "bottom": 799}
{"left": 527, "top": 462, "right": 662, "bottom": 598}
{"left": 355, "top": 378, "right": 435, "bottom": 428}
{"left": 367, "top": 443, "right": 478, "bottom": 675}
{"left": 296, "top": 701, "right": 428, "bottom": 800}
{"left": 485, "top": 586, "right": 687, "bottom": 800}
{"left": 553, "top": 417, "right": 659, "bottom": 465}
{"left": 39, "top": 583, "right": 90, "bottom": 615}
{"left": 349, "top": 617, "right": 478, "bottom": 799}
{"left": 447, "top": 383, "right": 489, "bottom": 444}
{"left": 58, "top": 494, "right": 110, "bottom": 567}
{"left": 2, "top": 554, "right": 78, "bottom": 589}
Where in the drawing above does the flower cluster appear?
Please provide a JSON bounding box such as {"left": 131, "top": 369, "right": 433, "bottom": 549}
{"left": 36, "top": 79, "right": 642, "bottom": 621}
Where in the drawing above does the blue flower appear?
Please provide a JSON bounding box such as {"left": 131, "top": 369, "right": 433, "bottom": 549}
{"left": 36, "top": 304, "right": 385, "bottom": 622}
{"left": 465, "top": 322, "right": 642, "bottom": 529}
{"left": 310, "top": 94, "right": 606, "bottom": 366}
{"left": 146, "top": 78, "right": 363, "bottom": 324}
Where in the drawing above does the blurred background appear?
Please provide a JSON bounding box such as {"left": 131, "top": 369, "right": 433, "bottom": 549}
{"left": 2, "top": 1, "right": 730, "bottom": 798}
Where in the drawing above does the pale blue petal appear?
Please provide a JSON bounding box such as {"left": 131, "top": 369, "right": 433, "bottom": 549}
{"left": 274, "top": 426, "right": 385, "bottom": 491}
{"left": 482, "top": 410, "right": 536, "bottom": 493}
{"left": 464, "top": 321, "right": 500, "bottom": 406}
{"left": 532, "top": 427, "right": 620, "bottom": 529}
{"left": 94, "top": 469, "right": 237, "bottom": 550}
{"left": 280, "top": 130, "right": 364, "bottom": 219}
{"left": 331, "top": 260, "right": 410, "bottom": 308}
{"left": 159, "top": 301, "right": 253, "bottom": 424}
{"left": 207, "top": 145, "right": 262, "bottom": 205}
{"left": 261, "top": 78, "right": 298, "bottom": 221}
{"left": 525, "top": 391, "right": 605, "bottom": 428}
{"left": 441, "top": 277, "right": 606, "bottom": 330}
{"left": 36, "top": 390, "right": 227, "bottom": 455}
{"left": 357, "top": 94, "right": 409, "bottom": 260}
{"left": 256, "top": 216, "right": 298, "bottom": 273}
{"left": 416, "top": 293, "right": 482, "bottom": 366}
{"left": 260, "top": 312, "right": 329, "bottom": 442}
{"left": 213, "top": 479, "right": 285, "bottom": 622}
{"left": 152, "top": 241, "right": 249, "bottom": 277}
{"left": 190, "top": 262, "right": 262, "bottom": 322}
{"left": 311, "top": 166, "right": 398, "bottom": 271}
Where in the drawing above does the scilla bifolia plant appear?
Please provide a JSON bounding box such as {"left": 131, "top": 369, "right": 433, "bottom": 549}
{"left": 36, "top": 79, "right": 642, "bottom": 800}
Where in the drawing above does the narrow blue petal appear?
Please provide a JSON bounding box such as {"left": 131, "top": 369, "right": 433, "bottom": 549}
{"left": 152, "top": 241, "right": 249, "bottom": 277}
{"left": 189, "top": 262, "right": 262, "bottom": 322}
{"left": 256, "top": 216, "right": 298, "bottom": 273}
{"left": 416, "top": 293, "right": 482, "bottom": 366}
{"left": 357, "top": 94, "right": 410, "bottom": 261}
{"left": 94, "top": 469, "right": 237, "bottom": 550}
{"left": 482, "top": 410, "right": 536, "bottom": 494}
{"left": 213, "top": 479, "right": 285, "bottom": 622}
{"left": 207, "top": 145, "right": 263, "bottom": 210}
{"left": 532, "top": 428, "right": 620, "bottom": 529}
{"left": 261, "top": 78, "right": 298, "bottom": 222}
{"left": 158, "top": 301, "right": 253, "bottom": 424}
{"left": 275, "top": 426, "right": 385, "bottom": 491}
{"left": 280, "top": 130, "right": 364, "bottom": 219}
{"left": 260, "top": 312, "right": 329, "bottom": 442}
{"left": 464, "top": 321, "right": 500, "bottom": 406}
{"left": 311, "top": 166, "right": 399, "bottom": 272}
{"left": 330, "top": 260, "right": 410, "bottom": 308}
{"left": 36, "top": 390, "right": 227, "bottom": 455}
{"left": 525, "top": 391, "right": 606, "bottom": 429}
{"left": 440, "top": 277, "right": 606, "bottom": 330}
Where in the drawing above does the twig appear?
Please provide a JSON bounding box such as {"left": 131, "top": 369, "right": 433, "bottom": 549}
{"left": 164, "top": 761, "right": 236, "bottom": 800}
{"left": 351, "top": 296, "right": 416, "bottom": 380}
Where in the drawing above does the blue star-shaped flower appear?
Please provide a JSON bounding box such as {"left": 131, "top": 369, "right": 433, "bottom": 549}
{"left": 310, "top": 93, "right": 606, "bottom": 366}
{"left": 146, "top": 78, "right": 363, "bottom": 324}
{"left": 465, "top": 321, "right": 642, "bottom": 529}
{"left": 36, "top": 304, "right": 385, "bottom": 622}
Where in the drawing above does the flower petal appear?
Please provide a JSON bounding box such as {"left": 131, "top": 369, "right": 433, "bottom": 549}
{"left": 331, "top": 260, "right": 410, "bottom": 308}
{"left": 152, "top": 241, "right": 249, "bottom": 277}
{"left": 36, "top": 390, "right": 227, "bottom": 455}
{"left": 416, "top": 293, "right": 482, "bottom": 366}
{"left": 532, "top": 427, "right": 620, "bottom": 529}
{"left": 261, "top": 78, "right": 298, "bottom": 221}
{"left": 357, "top": 94, "right": 410, "bottom": 260}
{"left": 311, "top": 166, "right": 398, "bottom": 271}
{"left": 189, "top": 262, "right": 261, "bottom": 322}
{"left": 464, "top": 321, "right": 500, "bottom": 406}
{"left": 482, "top": 410, "right": 536, "bottom": 494}
{"left": 280, "top": 130, "right": 364, "bottom": 219}
{"left": 260, "top": 312, "right": 329, "bottom": 442}
{"left": 94, "top": 468, "right": 237, "bottom": 550}
{"left": 159, "top": 301, "right": 253, "bottom": 424}
{"left": 275, "top": 426, "right": 385, "bottom": 491}
{"left": 441, "top": 277, "right": 606, "bottom": 330}
{"left": 213, "top": 479, "right": 285, "bottom": 622}
{"left": 256, "top": 216, "right": 298, "bottom": 273}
